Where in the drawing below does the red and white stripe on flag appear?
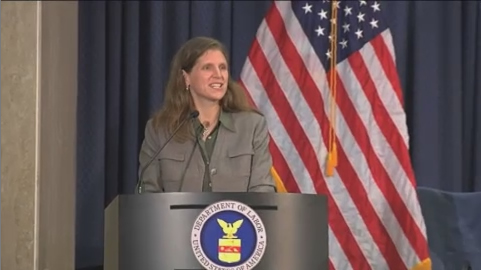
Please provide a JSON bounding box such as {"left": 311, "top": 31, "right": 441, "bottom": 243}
{"left": 238, "top": 1, "right": 431, "bottom": 269}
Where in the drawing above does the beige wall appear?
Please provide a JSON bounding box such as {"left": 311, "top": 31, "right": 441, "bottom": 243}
{"left": 1, "top": 1, "right": 78, "bottom": 270}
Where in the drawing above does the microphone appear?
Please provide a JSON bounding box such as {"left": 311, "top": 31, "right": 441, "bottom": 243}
{"left": 136, "top": 110, "right": 199, "bottom": 194}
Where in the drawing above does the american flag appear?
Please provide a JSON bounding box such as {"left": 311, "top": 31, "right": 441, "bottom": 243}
{"left": 239, "top": 1, "right": 431, "bottom": 269}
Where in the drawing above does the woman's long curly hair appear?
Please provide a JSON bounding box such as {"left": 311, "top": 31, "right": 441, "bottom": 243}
{"left": 152, "top": 36, "right": 258, "bottom": 142}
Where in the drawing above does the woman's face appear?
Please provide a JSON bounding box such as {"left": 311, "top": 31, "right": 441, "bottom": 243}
{"left": 183, "top": 49, "right": 229, "bottom": 105}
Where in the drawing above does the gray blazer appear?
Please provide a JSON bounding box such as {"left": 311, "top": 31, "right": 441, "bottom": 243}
{"left": 138, "top": 111, "right": 277, "bottom": 193}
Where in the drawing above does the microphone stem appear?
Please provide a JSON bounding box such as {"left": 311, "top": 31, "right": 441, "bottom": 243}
{"left": 137, "top": 111, "right": 199, "bottom": 194}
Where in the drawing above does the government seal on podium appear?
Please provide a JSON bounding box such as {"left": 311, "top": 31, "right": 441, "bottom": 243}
{"left": 191, "top": 200, "right": 267, "bottom": 269}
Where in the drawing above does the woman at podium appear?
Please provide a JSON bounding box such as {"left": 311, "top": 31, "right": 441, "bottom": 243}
{"left": 137, "top": 36, "right": 276, "bottom": 194}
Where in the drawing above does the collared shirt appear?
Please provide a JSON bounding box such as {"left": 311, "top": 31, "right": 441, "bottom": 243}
{"left": 192, "top": 110, "right": 235, "bottom": 191}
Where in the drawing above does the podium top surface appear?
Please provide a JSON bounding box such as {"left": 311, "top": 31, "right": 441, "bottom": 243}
{"left": 111, "top": 191, "right": 326, "bottom": 207}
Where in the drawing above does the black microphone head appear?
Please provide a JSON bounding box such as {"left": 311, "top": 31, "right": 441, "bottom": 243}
{"left": 190, "top": 110, "right": 200, "bottom": 119}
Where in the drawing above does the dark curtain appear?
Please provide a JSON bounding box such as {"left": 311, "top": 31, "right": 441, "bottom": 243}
{"left": 385, "top": 1, "right": 481, "bottom": 193}
{"left": 76, "top": 1, "right": 481, "bottom": 269}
